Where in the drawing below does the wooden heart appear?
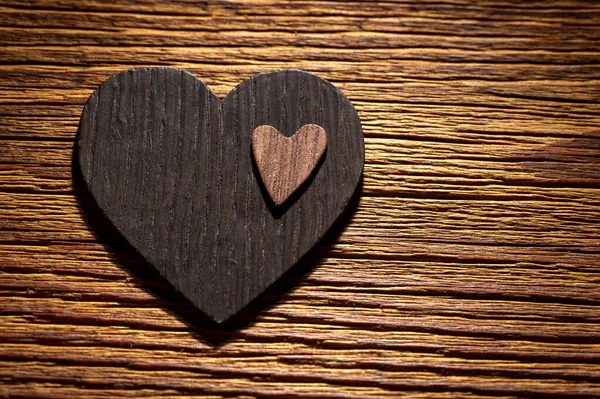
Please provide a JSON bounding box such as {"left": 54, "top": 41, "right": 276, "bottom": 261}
{"left": 252, "top": 124, "right": 327, "bottom": 206}
{"left": 77, "top": 68, "right": 364, "bottom": 322}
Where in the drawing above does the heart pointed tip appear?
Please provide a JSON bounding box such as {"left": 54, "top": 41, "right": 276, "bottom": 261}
{"left": 203, "top": 309, "right": 233, "bottom": 324}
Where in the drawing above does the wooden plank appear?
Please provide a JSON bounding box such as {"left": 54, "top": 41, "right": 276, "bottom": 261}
{"left": 1, "top": 0, "right": 600, "bottom": 397}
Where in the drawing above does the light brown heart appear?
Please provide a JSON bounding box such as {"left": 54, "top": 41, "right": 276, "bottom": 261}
{"left": 252, "top": 124, "right": 328, "bottom": 206}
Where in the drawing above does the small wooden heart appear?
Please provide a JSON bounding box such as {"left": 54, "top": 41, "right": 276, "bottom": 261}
{"left": 252, "top": 124, "right": 327, "bottom": 206}
{"left": 77, "top": 68, "right": 364, "bottom": 322}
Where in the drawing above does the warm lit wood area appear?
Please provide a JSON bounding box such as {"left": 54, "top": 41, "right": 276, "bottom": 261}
{"left": 1, "top": 1, "right": 600, "bottom": 398}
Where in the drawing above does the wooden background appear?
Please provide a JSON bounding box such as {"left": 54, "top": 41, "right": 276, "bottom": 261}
{"left": 1, "top": 1, "right": 600, "bottom": 398}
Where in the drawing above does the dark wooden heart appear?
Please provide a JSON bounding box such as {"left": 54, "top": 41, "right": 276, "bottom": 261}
{"left": 77, "top": 68, "right": 364, "bottom": 322}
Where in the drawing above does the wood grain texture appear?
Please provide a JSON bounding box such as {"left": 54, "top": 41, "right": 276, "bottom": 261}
{"left": 76, "top": 68, "right": 363, "bottom": 323}
{"left": 252, "top": 124, "right": 328, "bottom": 206}
{"left": 1, "top": 0, "right": 600, "bottom": 398}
